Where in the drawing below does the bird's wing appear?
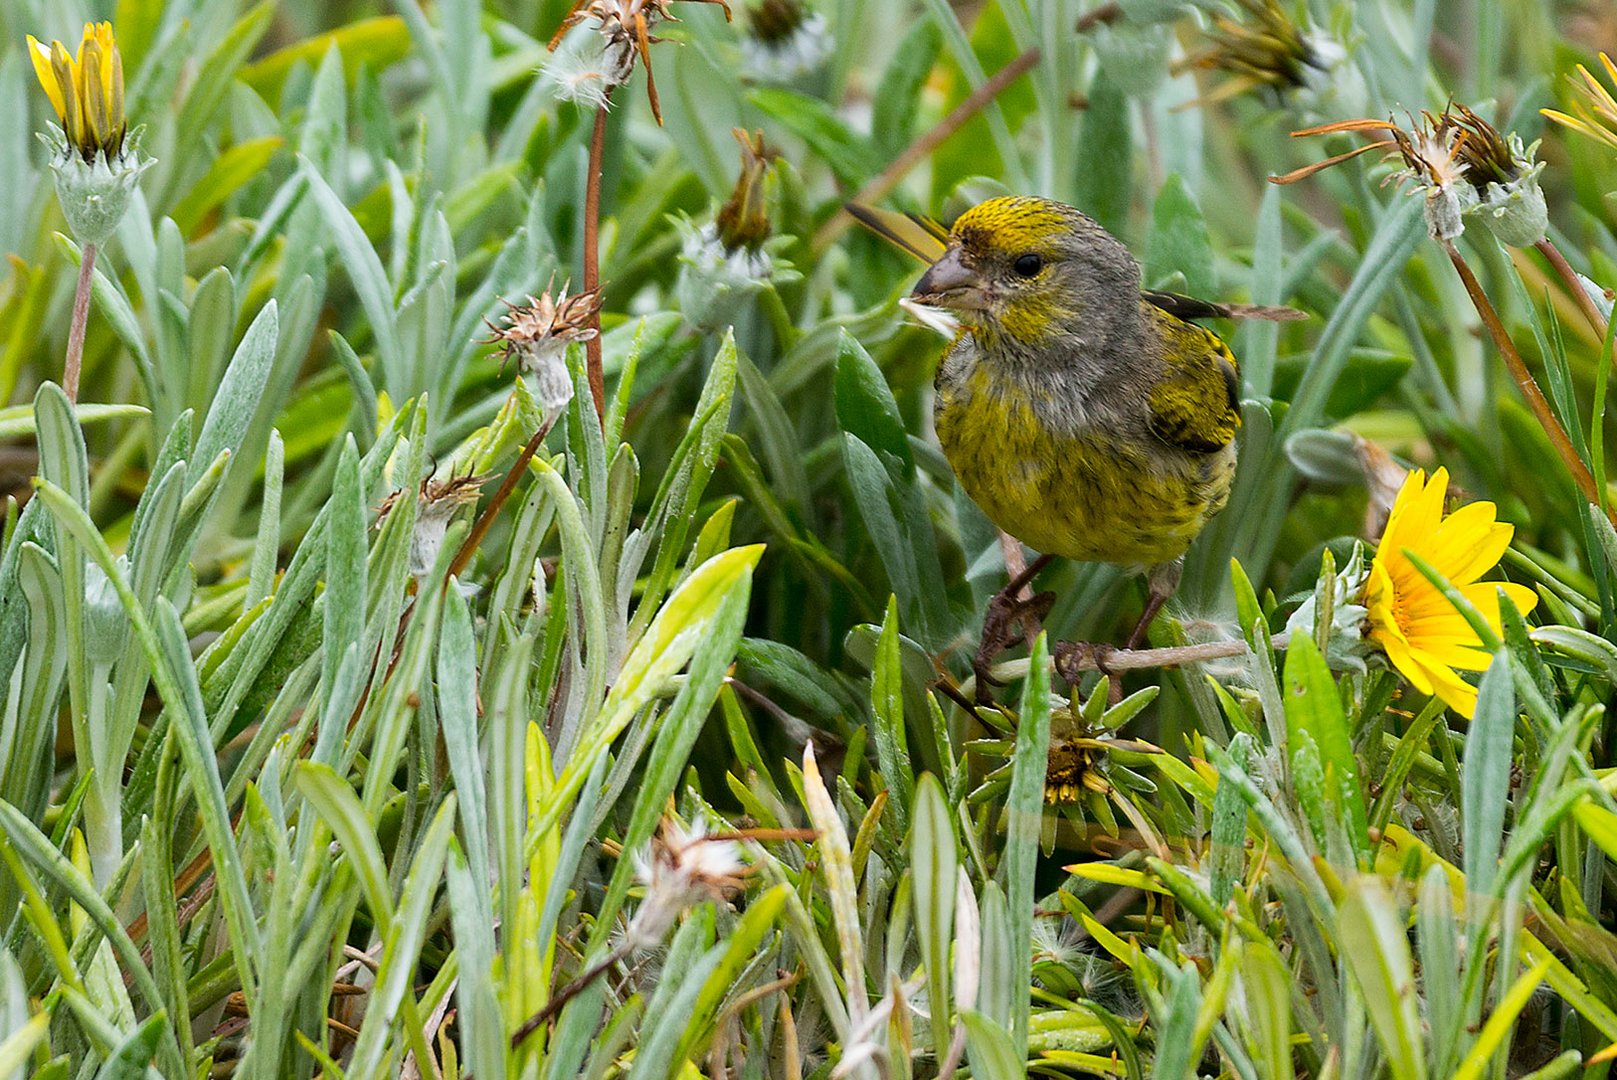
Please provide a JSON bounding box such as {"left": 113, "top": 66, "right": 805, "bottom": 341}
{"left": 1142, "top": 289, "right": 1306, "bottom": 323}
{"left": 846, "top": 203, "right": 950, "bottom": 263}
{"left": 1145, "top": 307, "right": 1242, "bottom": 454}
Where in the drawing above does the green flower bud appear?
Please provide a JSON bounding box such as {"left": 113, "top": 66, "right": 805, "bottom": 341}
{"left": 44, "top": 134, "right": 152, "bottom": 246}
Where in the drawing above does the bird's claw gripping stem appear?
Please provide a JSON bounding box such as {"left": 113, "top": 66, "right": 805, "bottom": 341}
{"left": 972, "top": 588, "right": 1055, "bottom": 704}
{"left": 1053, "top": 640, "right": 1124, "bottom": 705}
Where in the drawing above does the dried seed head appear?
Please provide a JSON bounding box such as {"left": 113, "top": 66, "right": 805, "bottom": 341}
{"left": 1273, "top": 105, "right": 1546, "bottom": 244}
{"left": 481, "top": 282, "right": 603, "bottom": 411}
{"left": 547, "top": 0, "right": 733, "bottom": 124}
{"left": 741, "top": 0, "right": 831, "bottom": 83}
{"left": 1179, "top": 0, "right": 1348, "bottom": 106}
{"left": 625, "top": 817, "right": 750, "bottom": 948}
{"left": 380, "top": 470, "right": 487, "bottom": 581}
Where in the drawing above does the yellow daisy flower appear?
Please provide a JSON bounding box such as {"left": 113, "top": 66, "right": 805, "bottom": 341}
{"left": 26, "top": 22, "right": 126, "bottom": 163}
{"left": 1543, "top": 52, "right": 1617, "bottom": 152}
{"left": 1364, "top": 467, "right": 1537, "bottom": 718}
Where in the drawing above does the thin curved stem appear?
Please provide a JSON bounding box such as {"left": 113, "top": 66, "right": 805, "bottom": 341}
{"left": 1443, "top": 238, "right": 1615, "bottom": 525}
{"left": 65, "top": 242, "right": 96, "bottom": 403}
{"left": 1536, "top": 237, "right": 1611, "bottom": 344}
{"left": 812, "top": 47, "right": 1041, "bottom": 254}
{"left": 965, "top": 632, "right": 1292, "bottom": 697}
{"left": 583, "top": 92, "right": 612, "bottom": 426}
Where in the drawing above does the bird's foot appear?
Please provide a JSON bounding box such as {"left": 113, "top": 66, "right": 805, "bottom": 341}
{"left": 972, "top": 588, "right": 1056, "bottom": 704}
{"left": 1053, "top": 640, "right": 1124, "bottom": 706}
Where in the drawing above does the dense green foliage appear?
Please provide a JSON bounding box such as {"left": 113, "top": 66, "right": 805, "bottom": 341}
{"left": 0, "top": 0, "right": 1616, "bottom": 1077}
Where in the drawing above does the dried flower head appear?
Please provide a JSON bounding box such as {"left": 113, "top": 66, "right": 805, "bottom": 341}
{"left": 1273, "top": 105, "right": 1547, "bottom": 245}
{"left": 547, "top": 0, "right": 733, "bottom": 124}
{"left": 676, "top": 130, "right": 797, "bottom": 330}
{"left": 741, "top": 0, "right": 831, "bottom": 83}
{"left": 379, "top": 471, "right": 487, "bottom": 581}
{"left": 481, "top": 282, "right": 602, "bottom": 412}
{"left": 715, "top": 128, "right": 773, "bottom": 252}
{"left": 624, "top": 817, "right": 751, "bottom": 948}
{"left": 1044, "top": 739, "right": 1111, "bottom": 804}
{"left": 1543, "top": 52, "right": 1617, "bottom": 152}
{"left": 1178, "top": 0, "right": 1348, "bottom": 106}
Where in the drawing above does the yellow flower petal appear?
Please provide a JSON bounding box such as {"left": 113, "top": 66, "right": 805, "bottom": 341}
{"left": 1377, "top": 629, "right": 1429, "bottom": 691}
{"left": 1422, "top": 659, "right": 1479, "bottom": 718}
{"left": 49, "top": 40, "right": 83, "bottom": 152}
{"left": 1423, "top": 503, "right": 1511, "bottom": 584}
{"left": 25, "top": 36, "right": 66, "bottom": 122}
{"left": 1364, "top": 464, "right": 1526, "bottom": 719}
{"left": 92, "top": 23, "right": 116, "bottom": 106}
{"left": 78, "top": 37, "right": 103, "bottom": 150}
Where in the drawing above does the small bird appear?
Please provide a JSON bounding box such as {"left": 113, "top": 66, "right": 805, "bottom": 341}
{"left": 852, "top": 196, "right": 1301, "bottom": 697}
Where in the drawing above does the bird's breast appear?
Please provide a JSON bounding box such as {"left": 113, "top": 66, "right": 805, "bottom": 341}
{"left": 934, "top": 348, "right": 1234, "bottom": 566}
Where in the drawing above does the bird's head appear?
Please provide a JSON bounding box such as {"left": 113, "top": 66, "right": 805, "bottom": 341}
{"left": 912, "top": 196, "right": 1139, "bottom": 347}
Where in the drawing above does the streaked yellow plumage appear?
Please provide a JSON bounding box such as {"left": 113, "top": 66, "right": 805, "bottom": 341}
{"left": 855, "top": 195, "right": 1300, "bottom": 678}
{"left": 934, "top": 299, "right": 1238, "bottom": 569}
{"left": 916, "top": 198, "right": 1243, "bottom": 569}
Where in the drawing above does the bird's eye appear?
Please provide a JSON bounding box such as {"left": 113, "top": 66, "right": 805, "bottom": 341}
{"left": 1013, "top": 253, "right": 1043, "bottom": 277}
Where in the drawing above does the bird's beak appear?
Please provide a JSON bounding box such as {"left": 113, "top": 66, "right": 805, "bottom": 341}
{"left": 913, "top": 247, "right": 990, "bottom": 311}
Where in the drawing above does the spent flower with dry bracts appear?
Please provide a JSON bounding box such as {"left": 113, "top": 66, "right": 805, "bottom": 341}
{"left": 481, "top": 281, "right": 603, "bottom": 413}
{"left": 969, "top": 679, "right": 1161, "bottom": 845}
{"left": 378, "top": 471, "right": 488, "bottom": 582}
{"left": 1176, "top": 0, "right": 1354, "bottom": 111}
{"left": 624, "top": 816, "right": 752, "bottom": 949}
{"left": 1272, "top": 103, "right": 1547, "bottom": 246}
{"left": 677, "top": 128, "right": 799, "bottom": 330}
{"left": 547, "top": 0, "right": 732, "bottom": 123}
{"left": 28, "top": 22, "right": 151, "bottom": 246}
{"left": 740, "top": 0, "right": 831, "bottom": 83}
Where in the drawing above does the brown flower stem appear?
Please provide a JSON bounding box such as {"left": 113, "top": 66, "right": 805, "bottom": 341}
{"left": 446, "top": 412, "right": 559, "bottom": 583}
{"left": 65, "top": 241, "right": 96, "bottom": 403}
{"left": 811, "top": 47, "right": 1041, "bottom": 254}
{"left": 1074, "top": 2, "right": 1122, "bottom": 31}
{"left": 1443, "top": 238, "right": 1615, "bottom": 524}
{"left": 512, "top": 943, "right": 631, "bottom": 1047}
{"left": 583, "top": 91, "right": 612, "bottom": 427}
{"left": 1536, "top": 237, "right": 1616, "bottom": 350}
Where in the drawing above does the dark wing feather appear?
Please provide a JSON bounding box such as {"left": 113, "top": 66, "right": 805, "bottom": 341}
{"left": 846, "top": 203, "right": 950, "bottom": 263}
{"left": 1143, "top": 289, "right": 1306, "bottom": 323}
{"left": 1146, "top": 313, "right": 1242, "bottom": 455}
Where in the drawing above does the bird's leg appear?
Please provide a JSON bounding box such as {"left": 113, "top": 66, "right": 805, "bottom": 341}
{"left": 1124, "top": 590, "right": 1170, "bottom": 651}
{"left": 1055, "top": 563, "right": 1183, "bottom": 706}
{"left": 972, "top": 552, "right": 1055, "bottom": 703}
{"left": 1125, "top": 561, "right": 1183, "bottom": 652}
